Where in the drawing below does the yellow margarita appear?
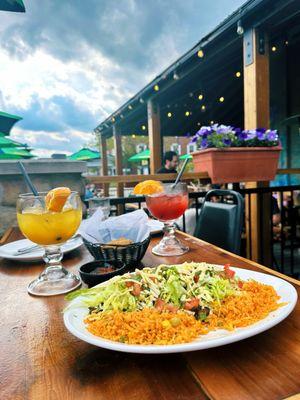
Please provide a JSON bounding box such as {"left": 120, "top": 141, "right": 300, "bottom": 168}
{"left": 17, "top": 207, "right": 82, "bottom": 245}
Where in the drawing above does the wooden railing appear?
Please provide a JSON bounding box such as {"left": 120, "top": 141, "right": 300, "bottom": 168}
{"left": 84, "top": 169, "right": 300, "bottom": 197}
{"left": 84, "top": 171, "right": 210, "bottom": 197}
{"left": 85, "top": 171, "right": 209, "bottom": 184}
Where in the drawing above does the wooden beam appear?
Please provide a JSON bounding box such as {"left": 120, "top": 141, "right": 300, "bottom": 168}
{"left": 113, "top": 125, "right": 124, "bottom": 198}
{"left": 243, "top": 28, "right": 271, "bottom": 265}
{"left": 147, "top": 100, "right": 162, "bottom": 173}
{"left": 100, "top": 134, "right": 109, "bottom": 197}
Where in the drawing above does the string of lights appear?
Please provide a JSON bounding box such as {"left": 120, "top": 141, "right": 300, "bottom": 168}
{"left": 100, "top": 41, "right": 281, "bottom": 137}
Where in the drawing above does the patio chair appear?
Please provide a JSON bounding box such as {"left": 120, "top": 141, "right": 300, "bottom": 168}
{"left": 193, "top": 189, "right": 244, "bottom": 255}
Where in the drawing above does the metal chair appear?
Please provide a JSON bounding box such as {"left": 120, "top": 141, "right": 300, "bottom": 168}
{"left": 194, "top": 189, "right": 244, "bottom": 254}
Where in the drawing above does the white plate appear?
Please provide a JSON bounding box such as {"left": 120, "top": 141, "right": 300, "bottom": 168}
{"left": 0, "top": 236, "right": 83, "bottom": 262}
{"left": 64, "top": 267, "right": 298, "bottom": 354}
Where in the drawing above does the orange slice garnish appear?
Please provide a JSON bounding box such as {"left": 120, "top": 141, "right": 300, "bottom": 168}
{"left": 45, "top": 187, "right": 71, "bottom": 212}
{"left": 133, "top": 180, "right": 163, "bottom": 195}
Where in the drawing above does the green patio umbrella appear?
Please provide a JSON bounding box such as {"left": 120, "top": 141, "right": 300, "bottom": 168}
{"left": 0, "top": 135, "right": 24, "bottom": 148}
{"left": 179, "top": 153, "right": 192, "bottom": 160}
{"left": 69, "top": 148, "right": 100, "bottom": 161}
{"left": 0, "top": 111, "right": 22, "bottom": 135}
{"left": 0, "top": 0, "right": 25, "bottom": 12}
{"left": 128, "top": 149, "right": 150, "bottom": 162}
{"left": 0, "top": 147, "right": 34, "bottom": 159}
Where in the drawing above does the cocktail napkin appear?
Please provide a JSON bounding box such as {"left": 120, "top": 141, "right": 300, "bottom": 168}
{"left": 78, "top": 209, "right": 151, "bottom": 244}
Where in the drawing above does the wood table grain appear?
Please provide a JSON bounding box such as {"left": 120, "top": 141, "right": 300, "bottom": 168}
{"left": 0, "top": 228, "right": 299, "bottom": 400}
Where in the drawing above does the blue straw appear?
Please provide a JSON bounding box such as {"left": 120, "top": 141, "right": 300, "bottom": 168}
{"left": 18, "top": 161, "right": 39, "bottom": 196}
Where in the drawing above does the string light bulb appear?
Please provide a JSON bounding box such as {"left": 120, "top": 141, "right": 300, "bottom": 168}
{"left": 132, "top": 134, "right": 136, "bottom": 138}
{"left": 198, "top": 94, "right": 204, "bottom": 100}
{"left": 111, "top": 117, "right": 115, "bottom": 122}
{"left": 271, "top": 46, "right": 277, "bottom": 52}
{"left": 237, "top": 20, "right": 244, "bottom": 36}
{"left": 197, "top": 122, "right": 201, "bottom": 126}
{"left": 141, "top": 125, "right": 146, "bottom": 131}
{"left": 219, "top": 96, "right": 225, "bottom": 102}
{"left": 173, "top": 71, "right": 179, "bottom": 80}
{"left": 201, "top": 105, "right": 206, "bottom": 111}
{"left": 185, "top": 111, "right": 190, "bottom": 117}
{"left": 235, "top": 71, "right": 241, "bottom": 78}
{"left": 128, "top": 105, "right": 133, "bottom": 110}
{"left": 154, "top": 84, "right": 159, "bottom": 91}
{"left": 167, "top": 112, "right": 172, "bottom": 118}
{"left": 210, "top": 120, "right": 214, "bottom": 125}
{"left": 197, "top": 49, "right": 204, "bottom": 58}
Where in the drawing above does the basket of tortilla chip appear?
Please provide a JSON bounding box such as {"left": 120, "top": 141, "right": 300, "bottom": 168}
{"left": 79, "top": 209, "right": 151, "bottom": 268}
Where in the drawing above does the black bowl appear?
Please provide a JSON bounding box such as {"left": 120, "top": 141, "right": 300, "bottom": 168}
{"left": 83, "top": 235, "right": 151, "bottom": 271}
{"left": 79, "top": 260, "right": 127, "bottom": 287}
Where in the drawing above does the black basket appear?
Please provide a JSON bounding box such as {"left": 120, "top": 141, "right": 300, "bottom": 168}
{"left": 83, "top": 236, "right": 151, "bottom": 270}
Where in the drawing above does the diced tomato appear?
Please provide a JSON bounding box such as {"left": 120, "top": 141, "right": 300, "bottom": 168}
{"left": 184, "top": 298, "right": 200, "bottom": 310}
{"left": 194, "top": 274, "right": 199, "bottom": 283}
{"left": 165, "top": 303, "right": 179, "bottom": 313}
{"left": 224, "top": 264, "right": 235, "bottom": 279}
{"left": 125, "top": 281, "right": 134, "bottom": 288}
{"left": 238, "top": 280, "right": 244, "bottom": 288}
{"left": 132, "top": 283, "right": 141, "bottom": 296}
{"left": 155, "top": 298, "right": 165, "bottom": 311}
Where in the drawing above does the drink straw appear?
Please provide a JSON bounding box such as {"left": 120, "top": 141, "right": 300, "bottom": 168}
{"left": 18, "top": 161, "right": 39, "bottom": 196}
{"left": 172, "top": 157, "right": 189, "bottom": 188}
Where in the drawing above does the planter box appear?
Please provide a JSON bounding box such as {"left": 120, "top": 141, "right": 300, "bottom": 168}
{"left": 192, "top": 146, "right": 282, "bottom": 184}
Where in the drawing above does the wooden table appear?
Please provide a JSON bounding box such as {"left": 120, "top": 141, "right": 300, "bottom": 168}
{"left": 1, "top": 228, "right": 299, "bottom": 400}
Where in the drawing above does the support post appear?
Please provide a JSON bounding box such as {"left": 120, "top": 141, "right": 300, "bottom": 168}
{"left": 113, "top": 125, "right": 124, "bottom": 214}
{"left": 243, "top": 28, "right": 271, "bottom": 265}
{"left": 147, "top": 99, "right": 162, "bottom": 173}
{"left": 100, "top": 134, "right": 109, "bottom": 197}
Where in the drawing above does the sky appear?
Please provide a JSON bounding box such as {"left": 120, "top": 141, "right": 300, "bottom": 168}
{"left": 0, "top": 0, "right": 245, "bottom": 158}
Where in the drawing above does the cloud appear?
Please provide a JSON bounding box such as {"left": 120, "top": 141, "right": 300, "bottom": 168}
{"left": 0, "top": 0, "right": 245, "bottom": 156}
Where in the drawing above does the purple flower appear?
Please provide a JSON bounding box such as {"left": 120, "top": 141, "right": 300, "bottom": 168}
{"left": 238, "top": 130, "right": 248, "bottom": 140}
{"left": 244, "top": 129, "right": 256, "bottom": 140}
{"left": 256, "top": 128, "right": 266, "bottom": 133}
{"left": 190, "top": 135, "right": 198, "bottom": 143}
{"left": 267, "top": 130, "right": 278, "bottom": 141}
{"left": 216, "top": 124, "right": 233, "bottom": 134}
{"left": 198, "top": 126, "right": 212, "bottom": 136}
{"left": 222, "top": 137, "right": 232, "bottom": 146}
{"left": 256, "top": 130, "right": 265, "bottom": 140}
{"left": 201, "top": 138, "right": 208, "bottom": 149}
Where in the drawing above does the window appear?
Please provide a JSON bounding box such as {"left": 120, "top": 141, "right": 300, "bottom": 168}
{"left": 187, "top": 143, "right": 197, "bottom": 153}
{"left": 136, "top": 143, "right": 147, "bottom": 153}
{"left": 170, "top": 143, "right": 181, "bottom": 155}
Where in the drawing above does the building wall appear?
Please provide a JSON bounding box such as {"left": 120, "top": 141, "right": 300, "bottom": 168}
{"left": 0, "top": 160, "right": 87, "bottom": 236}
{"left": 163, "top": 136, "right": 195, "bottom": 155}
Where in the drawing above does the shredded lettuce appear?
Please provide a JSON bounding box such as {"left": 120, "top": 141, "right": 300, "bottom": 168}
{"left": 65, "top": 262, "right": 241, "bottom": 314}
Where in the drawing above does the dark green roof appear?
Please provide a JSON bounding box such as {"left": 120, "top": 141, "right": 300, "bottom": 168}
{"left": 0, "top": 0, "right": 25, "bottom": 12}
{"left": 0, "top": 111, "right": 23, "bottom": 135}
{"left": 0, "top": 147, "right": 34, "bottom": 159}
{"left": 0, "top": 136, "right": 23, "bottom": 148}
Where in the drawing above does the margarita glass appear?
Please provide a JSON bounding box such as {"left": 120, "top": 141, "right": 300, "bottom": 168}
{"left": 17, "top": 192, "right": 82, "bottom": 296}
{"left": 146, "top": 182, "right": 189, "bottom": 256}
